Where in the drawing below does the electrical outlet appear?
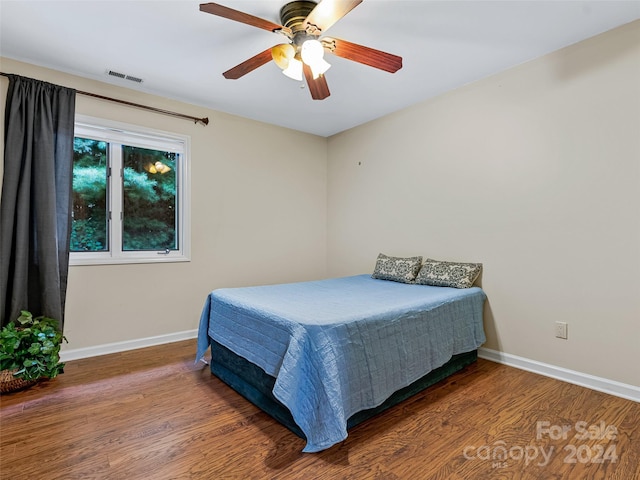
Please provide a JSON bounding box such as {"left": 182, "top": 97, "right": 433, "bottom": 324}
{"left": 555, "top": 321, "right": 568, "bottom": 339}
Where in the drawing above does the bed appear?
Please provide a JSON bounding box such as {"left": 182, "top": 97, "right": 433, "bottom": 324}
{"left": 196, "top": 274, "right": 486, "bottom": 452}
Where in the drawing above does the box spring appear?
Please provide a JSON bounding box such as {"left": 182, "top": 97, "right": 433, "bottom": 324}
{"left": 209, "top": 338, "right": 477, "bottom": 440}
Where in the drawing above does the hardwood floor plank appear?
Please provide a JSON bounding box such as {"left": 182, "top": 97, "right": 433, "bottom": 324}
{"left": 1, "top": 339, "right": 638, "bottom": 479}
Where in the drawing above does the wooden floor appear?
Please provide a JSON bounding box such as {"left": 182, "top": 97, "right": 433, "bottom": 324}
{"left": 1, "top": 340, "right": 638, "bottom": 480}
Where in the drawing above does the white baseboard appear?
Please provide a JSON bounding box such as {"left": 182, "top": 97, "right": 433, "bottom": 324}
{"left": 59, "top": 336, "right": 638, "bottom": 403}
{"left": 479, "top": 347, "right": 640, "bottom": 403}
{"left": 59, "top": 329, "right": 198, "bottom": 362}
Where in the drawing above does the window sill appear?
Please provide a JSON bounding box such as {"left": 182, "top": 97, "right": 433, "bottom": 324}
{"left": 69, "top": 254, "right": 190, "bottom": 266}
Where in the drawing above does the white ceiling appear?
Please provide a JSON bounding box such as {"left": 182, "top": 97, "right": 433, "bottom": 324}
{"left": 1, "top": 1, "right": 639, "bottom": 137}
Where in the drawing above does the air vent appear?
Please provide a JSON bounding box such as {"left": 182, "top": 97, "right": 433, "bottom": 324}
{"left": 107, "top": 70, "right": 126, "bottom": 79}
{"left": 106, "top": 70, "right": 144, "bottom": 83}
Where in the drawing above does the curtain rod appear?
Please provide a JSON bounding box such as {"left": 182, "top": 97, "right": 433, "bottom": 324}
{"left": 0, "top": 72, "right": 209, "bottom": 126}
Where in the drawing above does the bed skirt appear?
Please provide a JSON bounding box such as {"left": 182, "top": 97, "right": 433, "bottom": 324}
{"left": 209, "top": 339, "right": 477, "bottom": 440}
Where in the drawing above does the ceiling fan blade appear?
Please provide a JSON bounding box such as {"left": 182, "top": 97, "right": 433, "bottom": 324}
{"left": 200, "top": 3, "right": 288, "bottom": 34}
{"left": 303, "top": 0, "right": 362, "bottom": 34}
{"left": 303, "top": 63, "right": 330, "bottom": 100}
{"left": 324, "top": 37, "right": 402, "bottom": 73}
{"left": 223, "top": 48, "right": 274, "bottom": 79}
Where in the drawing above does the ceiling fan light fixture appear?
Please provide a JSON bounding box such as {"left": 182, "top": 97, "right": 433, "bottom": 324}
{"left": 271, "top": 43, "right": 295, "bottom": 70}
{"left": 310, "top": 57, "right": 331, "bottom": 79}
{"left": 300, "top": 39, "right": 324, "bottom": 60}
{"left": 300, "top": 39, "right": 324, "bottom": 62}
{"left": 301, "top": 38, "right": 331, "bottom": 79}
{"left": 283, "top": 57, "right": 303, "bottom": 81}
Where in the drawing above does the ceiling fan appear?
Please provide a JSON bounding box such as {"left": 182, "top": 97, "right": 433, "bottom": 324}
{"left": 200, "top": 1, "right": 403, "bottom": 100}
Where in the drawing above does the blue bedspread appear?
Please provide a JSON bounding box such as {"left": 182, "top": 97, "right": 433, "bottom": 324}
{"left": 196, "top": 274, "right": 486, "bottom": 452}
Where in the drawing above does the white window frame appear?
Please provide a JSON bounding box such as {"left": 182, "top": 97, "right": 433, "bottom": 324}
{"left": 70, "top": 115, "right": 191, "bottom": 265}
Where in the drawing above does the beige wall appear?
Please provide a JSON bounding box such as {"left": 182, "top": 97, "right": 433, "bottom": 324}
{"left": 2, "top": 20, "right": 638, "bottom": 387}
{"left": 327, "top": 21, "right": 640, "bottom": 386}
{"left": 0, "top": 57, "right": 328, "bottom": 351}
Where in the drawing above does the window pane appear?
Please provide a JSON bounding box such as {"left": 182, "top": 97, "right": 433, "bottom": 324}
{"left": 122, "top": 146, "right": 177, "bottom": 251}
{"left": 71, "top": 137, "right": 108, "bottom": 252}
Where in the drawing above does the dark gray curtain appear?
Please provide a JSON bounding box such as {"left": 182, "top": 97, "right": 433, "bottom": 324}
{"left": 0, "top": 74, "right": 76, "bottom": 329}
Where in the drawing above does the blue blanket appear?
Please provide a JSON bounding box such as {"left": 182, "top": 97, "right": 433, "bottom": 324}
{"left": 196, "top": 275, "right": 486, "bottom": 452}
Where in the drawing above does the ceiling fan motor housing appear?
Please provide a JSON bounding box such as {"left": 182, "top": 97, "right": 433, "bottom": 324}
{"left": 280, "top": 0, "right": 319, "bottom": 45}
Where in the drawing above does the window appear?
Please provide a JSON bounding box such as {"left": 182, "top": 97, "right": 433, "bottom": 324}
{"left": 70, "top": 116, "right": 190, "bottom": 265}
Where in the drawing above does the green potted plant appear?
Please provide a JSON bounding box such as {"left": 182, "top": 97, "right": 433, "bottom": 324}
{"left": 0, "top": 310, "right": 67, "bottom": 393}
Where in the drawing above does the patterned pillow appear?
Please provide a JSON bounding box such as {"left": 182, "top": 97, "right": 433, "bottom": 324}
{"left": 415, "top": 259, "right": 482, "bottom": 288}
{"left": 372, "top": 253, "right": 423, "bottom": 284}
